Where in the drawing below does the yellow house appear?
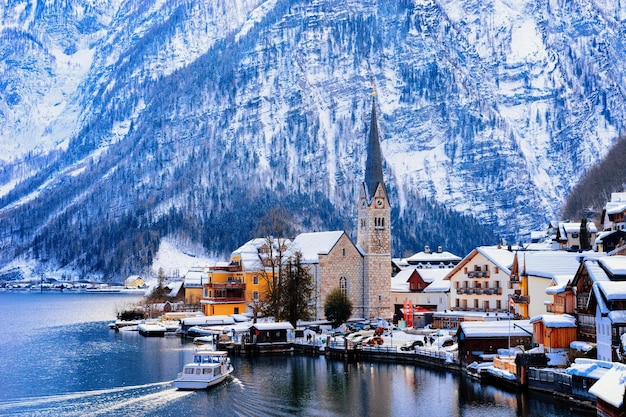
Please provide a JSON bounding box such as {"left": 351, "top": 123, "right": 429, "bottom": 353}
{"left": 201, "top": 238, "right": 281, "bottom": 317}
{"left": 183, "top": 267, "right": 209, "bottom": 305}
{"left": 124, "top": 275, "right": 145, "bottom": 289}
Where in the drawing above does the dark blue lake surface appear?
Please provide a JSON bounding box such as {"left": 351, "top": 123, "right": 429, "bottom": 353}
{"left": 0, "top": 292, "right": 594, "bottom": 416}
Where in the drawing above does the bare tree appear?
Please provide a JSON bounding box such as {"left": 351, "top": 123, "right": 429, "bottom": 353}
{"left": 255, "top": 207, "right": 295, "bottom": 320}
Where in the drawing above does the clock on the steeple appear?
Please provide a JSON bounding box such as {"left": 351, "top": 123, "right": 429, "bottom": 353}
{"left": 375, "top": 197, "right": 385, "bottom": 208}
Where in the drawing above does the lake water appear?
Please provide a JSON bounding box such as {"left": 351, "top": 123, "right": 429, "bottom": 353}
{"left": 0, "top": 292, "right": 595, "bottom": 417}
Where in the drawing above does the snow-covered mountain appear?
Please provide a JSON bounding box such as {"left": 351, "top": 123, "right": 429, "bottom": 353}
{"left": 1, "top": 0, "right": 625, "bottom": 280}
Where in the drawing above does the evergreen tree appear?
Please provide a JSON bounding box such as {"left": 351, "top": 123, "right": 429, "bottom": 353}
{"left": 278, "top": 251, "right": 314, "bottom": 327}
{"left": 324, "top": 288, "right": 353, "bottom": 329}
{"left": 579, "top": 218, "right": 590, "bottom": 250}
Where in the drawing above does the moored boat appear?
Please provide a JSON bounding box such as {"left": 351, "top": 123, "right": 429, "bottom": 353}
{"left": 174, "top": 350, "right": 233, "bottom": 390}
{"left": 138, "top": 322, "right": 167, "bottom": 337}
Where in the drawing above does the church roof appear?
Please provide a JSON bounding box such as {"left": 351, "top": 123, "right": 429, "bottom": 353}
{"left": 364, "top": 96, "right": 386, "bottom": 201}
{"left": 291, "top": 231, "right": 348, "bottom": 263}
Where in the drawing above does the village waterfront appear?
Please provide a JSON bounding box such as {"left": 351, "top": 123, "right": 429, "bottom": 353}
{"left": 0, "top": 292, "right": 594, "bottom": 417}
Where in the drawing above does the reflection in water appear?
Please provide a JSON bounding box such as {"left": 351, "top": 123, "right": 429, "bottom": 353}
{"left": 0, "top": 293, "right": 596, "bottom": 417}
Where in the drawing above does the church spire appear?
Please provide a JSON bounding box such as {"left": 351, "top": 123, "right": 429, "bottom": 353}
{"left": 364, "top": 89, "right": 385, "bottom": 202}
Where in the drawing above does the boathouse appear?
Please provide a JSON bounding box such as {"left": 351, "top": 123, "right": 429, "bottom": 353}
{"left": 529, "top": 314, "right": 577, "bottom": 351}
{"left": 249, "top": 322, "right": 294, "bottom": 344}
{"left": 457, "top": 320, "right": 533, "bottom": 364}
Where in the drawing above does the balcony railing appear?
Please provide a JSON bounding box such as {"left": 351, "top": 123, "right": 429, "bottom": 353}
{"left": 209, "top": 265, "right": 243, "bottom": 272}
{"left": 511, "top": 295, "right": 530, "bottom": 304}
{"left": 467, "top": 271, "right": 490, "bottom": 278}
{"left": 207, "top": 282, "right": 246, "bottom": 290}
{"left": 456, "top": 287, "right": 503, "bottom": 295}
{"left": 204, "top": 296, "right": 246, "bottom": 302}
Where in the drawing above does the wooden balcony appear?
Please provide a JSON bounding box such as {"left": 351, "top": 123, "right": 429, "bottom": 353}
{"left": 467, "top": 271, "right": 490, "bottom": 278}
{"left": 511, "top": 295, "right": 530, "bottom": 304}
{"left": 207, "top": 282, "right": 246, "bottom": 290}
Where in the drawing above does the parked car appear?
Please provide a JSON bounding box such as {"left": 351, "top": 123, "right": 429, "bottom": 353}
{"left": 363, "top": 336, "right": 384, "bottom": 346}
{"left": 399, "top": 340, "right": 424, "bottom": 351}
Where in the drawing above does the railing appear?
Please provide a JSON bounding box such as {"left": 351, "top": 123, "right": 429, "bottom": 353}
{"left": 204, "top": 296, "right": 246, "bottom": 302}
{"left": 209, "top": 265, "right": 243, "bottom": 272}
{"left": 511, "top": 295, "right": 530, "bottom": 304}
{"left": 467, "top": 271, "right": 490, "bottom": 278}
{"left": 207, "top": 282, "right": 246, "bottom": 290}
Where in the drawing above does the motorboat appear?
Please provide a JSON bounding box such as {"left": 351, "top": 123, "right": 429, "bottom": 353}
{"left": 174, "top": 350, "right": 233, "bottom": 390}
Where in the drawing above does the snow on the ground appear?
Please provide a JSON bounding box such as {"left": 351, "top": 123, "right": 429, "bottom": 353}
{"left": 150, "top": 238, "right": 215, "bottom": 278}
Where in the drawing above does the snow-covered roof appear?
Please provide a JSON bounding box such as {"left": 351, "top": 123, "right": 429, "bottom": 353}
{"left": 476, "top": 246, "right": 516, "bottom": 274}
{"left": 523, "top": 250, "right": 587, "bottom": 281}
{"left": 183, "top": 268, "right": 206, "bottom": 287}
{"left": 458, "top": 320, "right": 532, "bottom": 338}
{"left": 291, "top": 231, "right": 349, "bottom": 263}
{"left": 529, "top": 314, "right": 576, "bottom": 328}
{"left": 390, "top": 268, "right": 414, "bottom": 292}
{"left": 606, "top": 201, "right": 626, "bottom": 215}
{"left": 418, "top": 268, "right": 452, "bottom": 283}
{"left": 561, "top": 222, "right": 598, "bottom": 233}
{"left": 596, "top": 280, "right": 626, "bottom": 302}
{"left": 251, "top": 322, "right": 294, "bottom": 330}
{"left": 566, "top": 358, "right": 612, "bottom": 379}
{"left": 608, "top": 310, "right": 626, "bottom": 324}
{"left": 423, "top": 276, "right": 451, "bottom": 293}
{"left": 598, "top": 256, "right": 626, "bottom": 276}
{"left": 181, "top": 315, "right": 235, "bottom": 326}
{"left": 589, "top": 363, "right": 626, "bottom": 408}
{"left": 585, "top": 260, "right": 611, "bottom": 283}
{"left": 167, "top": 281, "right": 183, "bottom": 297}
{"left": 406, "top": 248, "right": 461, "bottom": 264}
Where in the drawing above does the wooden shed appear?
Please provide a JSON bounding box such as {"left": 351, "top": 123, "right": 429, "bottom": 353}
{"left": 250, "top": 322, "right": 294, "bottom": 344}
{"left": 456, "top": 320, "right": 533, "bottom": 364}
{"left": 530, "top": 314, "right": 577, "bottom": 351}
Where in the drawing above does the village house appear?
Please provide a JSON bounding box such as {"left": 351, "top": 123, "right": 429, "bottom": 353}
{"left": 595, "top": 229, "right": 626, "bottom": 253}
{"left": 182, "top": 267, "right": 208, "bottom": 305}
{"left": 390, "top": 266, "right": 450, "bottom": 325}
{"left": 519, "top": 250, "right": 593, "bottom": 319}
{"left": 555, "top": 256, "right": 626, "bottom": 362}
{"left": 555, "top": 221, "right": 598, "bottom": 251}
{"left": 601, "top": 191, "right": 626, "bottom": 232}
{"left": 445, "top": 246, "right": 516, "bottom": 320}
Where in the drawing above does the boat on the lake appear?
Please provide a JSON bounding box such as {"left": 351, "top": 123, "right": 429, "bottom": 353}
{"left": 138, "top": 322, "right": 167, "bottom": 337}
{"left": 173, "top": 350, "right": 233, "bottom": 390}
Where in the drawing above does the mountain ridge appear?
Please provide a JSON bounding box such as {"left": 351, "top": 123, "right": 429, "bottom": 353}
{"left": 1, "top": 0, "right": 624, "bottom": 280}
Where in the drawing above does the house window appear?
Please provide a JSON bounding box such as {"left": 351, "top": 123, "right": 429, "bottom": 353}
{"left": 496, "top": 300, "right": 502, "bottom": 310}
{"left": 253, "top": 276, "right": 259, "bottom": 285}
{"left": 234, "top": 307, "right": 239, "bottom": 314}
{"left": 495, "top": 267, "right": 499, "bottom": 274}
{"left": 343, "top": 248, "right": 346, "bottom": 256}
{"left": 253, "top": 291, "right": 259, "bottom": 300}
{"left": 474, "top": 299, "right": 479, "bottom": 309}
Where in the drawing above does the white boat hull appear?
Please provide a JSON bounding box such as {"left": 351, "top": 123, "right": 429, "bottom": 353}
{"left": 174, "top": 366, "right": 233, "bottom": 390}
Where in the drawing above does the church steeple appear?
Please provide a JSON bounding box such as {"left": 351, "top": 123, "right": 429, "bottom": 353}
{"left": 356, "top": 90, "right": 391, "bottom": 320}
{"left": 364, "top": 93, "right": 386, "bottom": 202}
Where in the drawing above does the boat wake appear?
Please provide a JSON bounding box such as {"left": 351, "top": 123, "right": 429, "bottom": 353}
{"left": 0, "top": 381, "right": 193, "bottom": 417}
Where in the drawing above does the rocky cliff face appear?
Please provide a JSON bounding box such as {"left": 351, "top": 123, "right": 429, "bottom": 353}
{"left": 1, "top": 0, "right": 624, "bottom": 279}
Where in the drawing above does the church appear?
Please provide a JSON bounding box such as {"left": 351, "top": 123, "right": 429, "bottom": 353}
{"left": 292, "top": 95, "right": 392, "bottom": 320}
{"left": 189, "top": 96, "right": 392, "bottom": 321}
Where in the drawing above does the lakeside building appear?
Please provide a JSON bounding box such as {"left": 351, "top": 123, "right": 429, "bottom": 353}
{"left": 187, "top": 96, "right": 392, "bottom": 320}
{"left": 547, "top": 256, "right": 626, "bottom": 362}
